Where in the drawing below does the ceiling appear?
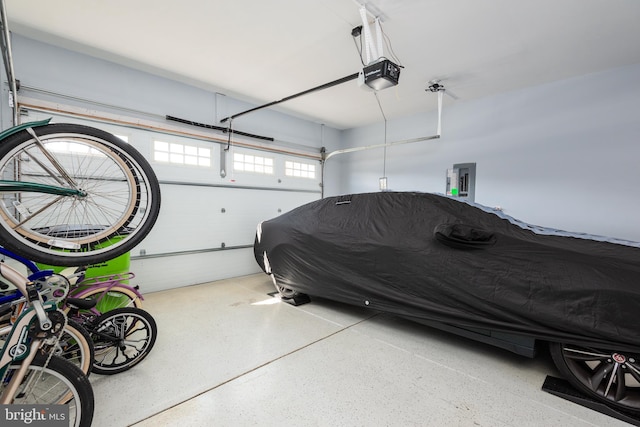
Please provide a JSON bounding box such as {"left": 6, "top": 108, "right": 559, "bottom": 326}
{"left": 5, "top": 0, "right": 640, "bottom": 130}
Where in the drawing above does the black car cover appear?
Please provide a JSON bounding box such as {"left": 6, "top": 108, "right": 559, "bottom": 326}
{"left": 254, "top": 192, "right": 640, "bottom": 351}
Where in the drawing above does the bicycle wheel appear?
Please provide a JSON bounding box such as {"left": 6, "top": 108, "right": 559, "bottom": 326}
{"left": 0, "top": 123, "right": 161, "bottom": 266}
{"left": 90, "top": 307, "right": 157, "bottom": 375}
{"left": 2, "top": 354, "right": 94, "bottom": 427}
{"left": 69, "top": 285, "right": 143, "bottom": 314}
{"left": 48, "top": 319, "right": 95, "bottom": 376}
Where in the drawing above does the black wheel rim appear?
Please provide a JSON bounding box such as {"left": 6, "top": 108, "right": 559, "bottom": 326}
{"left": 91, "top": 312, "right": 152, "bottom": 371}
{"left": 561, "top": 344, "right": 640, "bottom": 411}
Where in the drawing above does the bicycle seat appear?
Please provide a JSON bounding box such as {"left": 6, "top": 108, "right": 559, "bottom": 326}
{"left": 66, "top": 297, "right": 97, "bottom": 310}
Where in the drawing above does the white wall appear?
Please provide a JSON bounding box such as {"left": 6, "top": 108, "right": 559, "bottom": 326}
{"left": 3, "top": 35, "right": 340, "bottom": 149}
{"left": 334, "top": 63, "right": 640, "bottom": 242}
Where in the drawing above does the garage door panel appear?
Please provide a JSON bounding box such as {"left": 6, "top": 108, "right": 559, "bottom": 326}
{"left": 135, "top": 185, "right": 319, "bottom": 256}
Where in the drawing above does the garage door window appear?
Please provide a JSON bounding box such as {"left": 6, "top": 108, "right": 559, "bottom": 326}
{"left": 285, "top": 160, "right": 315, "bottom": 179}
{"left": 154, "top": 140, "right": 211, "bottom": 167}
{"left": 233, "top": 153, "right": 274, "bottom": 174}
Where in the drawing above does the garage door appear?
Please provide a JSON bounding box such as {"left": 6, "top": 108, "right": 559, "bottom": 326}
{"left": 20, "top": 107, "right": 322, "bottom": 292}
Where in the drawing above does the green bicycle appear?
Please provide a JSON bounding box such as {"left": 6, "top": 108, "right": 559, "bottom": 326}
{"left": 0, "top": 120, "right": 161, "bottom": 267}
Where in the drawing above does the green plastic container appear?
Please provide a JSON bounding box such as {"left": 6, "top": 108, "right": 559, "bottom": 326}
{"left": 37, "top": 250, "right": 130, "bottom": 279}
{"left": 38, "top": 251, "right": 132, "bottom": 312}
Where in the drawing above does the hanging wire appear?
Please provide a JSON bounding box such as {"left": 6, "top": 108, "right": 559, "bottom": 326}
{"left": 374, "top": 91, "right": 388, "bottom": 177}
{"left": 383, "top": 118, "right": 387, "bottom": 177}
{"left": 224, "top": 118, "right": 232, "bottom": 151}
{"left": 352, "top": 34, "right": 365, "bottom": 66}
{"left": 381, "top": 27, "right": 403, "bottom": 66}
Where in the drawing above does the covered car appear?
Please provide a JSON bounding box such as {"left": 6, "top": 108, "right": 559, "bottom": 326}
{"left": 254, "top": 191, "right": 640, "bottom": 414}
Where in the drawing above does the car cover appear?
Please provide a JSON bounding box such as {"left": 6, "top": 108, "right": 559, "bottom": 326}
{"left": 254, "top": 192, "right": 640, "bottom": 351}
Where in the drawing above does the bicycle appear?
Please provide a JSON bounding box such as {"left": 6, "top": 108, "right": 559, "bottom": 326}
{"left": 1, "top": 276, "right": 157, "bottom": 376}
{"left": 1, "top": 246, "right": 153, "bottom": 375}
{"left": 46, "top": 262, "right": 155, "bottom": 376}
{"left": 0, "top": 8, "right": 154, "bottom": 424}
{"left": 0, "top": 119, "right": 162, "bottom": 267}
{"left": 0, "top": 246, "right": 94, "bottom": 375}
{"left": 64, "top": 297, "right": 157, "bottom": 375}
{"left": 49, "top": 268, "right": 152, "bottom": 374}
{"left": 0, "top": 309, "right": 94, "bottom": 377}
{"left": 0, "top": 260, "right": 94, "bottom": 427}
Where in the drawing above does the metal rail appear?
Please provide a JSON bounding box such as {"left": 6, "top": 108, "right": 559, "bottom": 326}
{"left": 0, "top": 0, "right": 19, "bottom": 125}
{"left": 219, "top": 73, "right": 359, "bottom": 123}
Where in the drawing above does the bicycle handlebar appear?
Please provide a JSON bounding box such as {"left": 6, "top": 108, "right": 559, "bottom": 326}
{"left": 0, "top": 263, "right": 52, "bottom": 330}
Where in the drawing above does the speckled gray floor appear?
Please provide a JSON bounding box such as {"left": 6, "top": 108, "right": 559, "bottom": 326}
{"left": 88, "top": 274, "right": 630, "bottom": 427}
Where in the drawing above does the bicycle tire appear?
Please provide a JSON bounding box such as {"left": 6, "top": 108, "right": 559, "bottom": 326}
{"left": 90, "top": 307, "right": 157, "bottom": 375}
{"left": 53, "top": 319, "right": 95, "bottom": 376}
{"left": 0, "top": 123, "right": 161, "bottom": 266}
{"left": 2, "top": 354, "right": 94, "bottom": 427}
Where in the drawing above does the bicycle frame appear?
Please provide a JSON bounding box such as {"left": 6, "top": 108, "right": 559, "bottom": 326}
{"left": 70, "top": 272, "right": 143, "bottom": 300}
{"left": 0, "top": 246, "right": 60, "bottom": 312}
{"left": 0, "top": 119, "right": 86, "bottom": 197}
{"left": 0, "top": 246, "right": 52, "bottom": 280}
{"left": 44, "top": 265, "right": 144, "bottom": 313}
{"left": 0, "top": 262, "right": 58, "bottom": 404}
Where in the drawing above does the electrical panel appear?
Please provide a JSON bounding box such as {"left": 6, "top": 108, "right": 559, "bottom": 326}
{"left": 446, "top": 163, "right": 476, "bottom": 202}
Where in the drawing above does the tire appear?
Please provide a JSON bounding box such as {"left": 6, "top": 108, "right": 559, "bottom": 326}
{"left": 549, "top": 342, "right": 640, "bottom": 414}
{"left": 0, "top": 123, "right": 161, "bottom": 266}
{"left": 2, "top": 354, "right": 94, "bottom": 427}
{"left": 51, "top": 319, "right": 95, "bottom": 376}
{"left": 89, "top": 307, "right": 157, "bottom": 375}
{"left": 68, "top": 285, "right": 143, "bottom": 314}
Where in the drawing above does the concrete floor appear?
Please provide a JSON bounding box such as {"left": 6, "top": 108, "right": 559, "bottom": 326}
{"left": 89, "top": 274, "right": 630, "bottom": 426}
